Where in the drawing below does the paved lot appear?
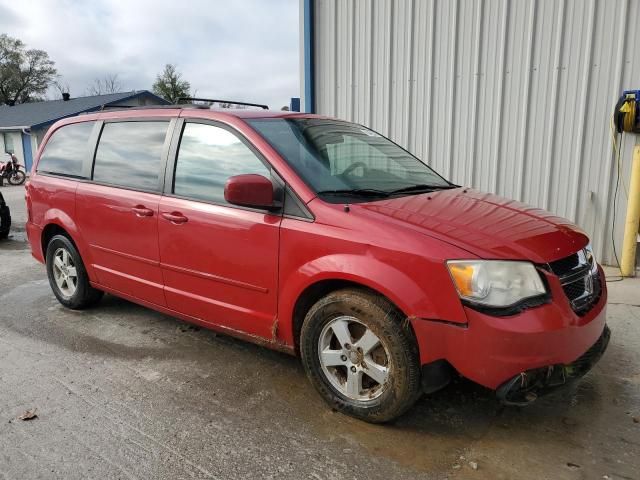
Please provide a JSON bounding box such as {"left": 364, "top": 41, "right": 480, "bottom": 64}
{"left": 0, "top": 184, "right": 638, "bottom": 479}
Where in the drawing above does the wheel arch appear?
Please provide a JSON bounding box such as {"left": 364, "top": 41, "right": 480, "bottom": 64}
{"left": 289, "top": 277, "right": 419, "bottom": 357}
{"left": 41, "top": 223, "right": 75, "bottom": 256}
{"left": 279, "top": 254, "right": 439, "bottom": 351}
{"left": 40, "top": 214, "right": 96, "bottom": 281}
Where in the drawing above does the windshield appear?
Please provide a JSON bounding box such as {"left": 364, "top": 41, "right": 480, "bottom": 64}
{"left": 247, "top": 118, "right": 452, "bottom": 202}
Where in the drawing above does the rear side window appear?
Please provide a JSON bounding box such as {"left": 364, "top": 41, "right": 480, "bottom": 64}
{"left": 37, "top": 122, "right": 95, "bottom": 177}
{"left": 93, "top": 121, "right": 168, "bottom": 192}
{"left": 173, "top": 123, "right": 270, "bottom": 204}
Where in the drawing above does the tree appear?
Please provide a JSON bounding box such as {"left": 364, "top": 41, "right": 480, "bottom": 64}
{"left": 152, "top": 64, "right": 190, "bottom": 104}
{"left": 52, "top": 77, "right": 70, "bottom": 99}
{"left": 86, "top": 74, "right": 123, "bottom": 96}
{"left": 0, "top": 34, "right": 57, "bottom": 104}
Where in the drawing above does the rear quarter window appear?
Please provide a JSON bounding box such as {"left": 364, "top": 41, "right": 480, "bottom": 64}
{"left": 37, "top": 121, "right": 95, "bottom": 177}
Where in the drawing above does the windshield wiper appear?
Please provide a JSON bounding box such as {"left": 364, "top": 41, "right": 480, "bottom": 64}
{"left": 316, "top": 188, "right": 391, "bottom": 198}
{"left": 388, "top": 184, "right": 458, "bottom": 195}
{"left": 317, "top": 184, "right": 458, "bottom": 199}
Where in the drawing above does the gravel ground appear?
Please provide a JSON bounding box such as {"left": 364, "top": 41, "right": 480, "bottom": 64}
{"left": 0, "top": 184, "right": 638, "bottom": 480}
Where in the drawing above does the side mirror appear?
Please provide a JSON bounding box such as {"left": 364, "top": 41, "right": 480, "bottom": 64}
{"left": 224, "top": 174, "right": 276, "bottom": 210}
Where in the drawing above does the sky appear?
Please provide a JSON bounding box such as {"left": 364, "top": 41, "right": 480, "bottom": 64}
{"left": 0, "top": 0, "right": 300, "bottom": 109}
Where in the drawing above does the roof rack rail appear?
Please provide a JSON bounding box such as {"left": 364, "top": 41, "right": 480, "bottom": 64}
{"left": 177, "top": 97, "right": 269, "bottom": 110}
{"left": 93, "top": 104, "right": 208, "bottom": 114}
{"left": 100, "top": 104, "right": 136, "bottom": 110}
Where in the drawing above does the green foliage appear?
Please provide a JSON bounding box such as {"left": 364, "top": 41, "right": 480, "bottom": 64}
{"left": 152, "top": 64, "right": 191, "bottom": 104}
{"left": 0, "top": 34, "right": 57, "bottom": 104}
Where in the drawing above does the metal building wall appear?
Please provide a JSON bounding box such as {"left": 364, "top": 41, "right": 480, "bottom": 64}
{"left": 309, "top": 0, "right": 640, "bottom": 265}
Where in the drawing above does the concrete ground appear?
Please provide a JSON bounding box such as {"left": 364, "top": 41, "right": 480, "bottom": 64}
{"left": 0, "top": 184, "right": 638, "bottom": 480}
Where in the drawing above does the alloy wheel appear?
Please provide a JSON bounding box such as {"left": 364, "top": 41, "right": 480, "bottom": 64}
{"left": 318, "top": 315, "right": 391, "bottom": 401}
{"left": 52, "top": 247, "right": 78, "bottom": 297}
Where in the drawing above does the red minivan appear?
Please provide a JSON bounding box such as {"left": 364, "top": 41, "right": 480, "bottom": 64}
{"left": 25, "top": 104, "right": 609, "bottom": 422}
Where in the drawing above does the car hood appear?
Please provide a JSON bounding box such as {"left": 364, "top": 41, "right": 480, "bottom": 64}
{"left": 354, "top": 188, "right": 588, "bottom": 263}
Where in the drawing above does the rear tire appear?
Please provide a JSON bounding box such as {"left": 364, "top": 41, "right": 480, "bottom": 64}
{"left": 45, "top": 234, "right": 103, "bottom": 309}
{"left": 300, "top": 288, "right": 421, "bottom": 423}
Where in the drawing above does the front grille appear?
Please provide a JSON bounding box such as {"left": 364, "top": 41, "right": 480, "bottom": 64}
{"left": 548, "top": 250, "right": 601, "bottom": 316}
{"left": 549, "top": 253, "right": 581, "bottom": 274}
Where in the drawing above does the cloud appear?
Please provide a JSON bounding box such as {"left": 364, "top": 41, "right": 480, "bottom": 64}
{"left": 0, "top": 0, "right": 299, "bottom": 109}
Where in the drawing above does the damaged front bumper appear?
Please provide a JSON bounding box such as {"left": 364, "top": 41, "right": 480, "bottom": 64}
{"left": 496, "top": 325, "right": 611, "bottom": 406}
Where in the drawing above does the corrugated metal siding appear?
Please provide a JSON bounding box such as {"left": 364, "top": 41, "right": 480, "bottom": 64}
{"left": 312, "top": 0, "right": 640, "bottom": 264}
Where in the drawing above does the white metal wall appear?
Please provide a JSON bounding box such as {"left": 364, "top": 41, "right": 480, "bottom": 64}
{"left": 310, "top": 0, "right": 640, "bottom": 265}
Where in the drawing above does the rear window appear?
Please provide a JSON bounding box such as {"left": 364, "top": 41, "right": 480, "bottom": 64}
{"left": 93, "top": 121, "right": 169, "bottom": 192}
{"left": 37, "top": 122, "right": 95, "bottom": 177}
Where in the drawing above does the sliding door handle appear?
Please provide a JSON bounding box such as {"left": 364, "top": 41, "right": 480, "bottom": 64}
{"left": 132, "top": 205, "right": 154, "bottom": 217}
{"left": 161, "top": 212, "right": 188, "bottom": 224}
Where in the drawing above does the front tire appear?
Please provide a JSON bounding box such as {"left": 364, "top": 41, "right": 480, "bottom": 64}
{"left": 300, "top": 288, "right": 421, "bottom": 423}
{"left": 45, "top": 235, "right": 103, "bottom": 309}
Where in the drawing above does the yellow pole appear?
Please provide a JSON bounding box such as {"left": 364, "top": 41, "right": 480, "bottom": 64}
{"left": 621, "top": 145, "right": 640, "bottom": 277}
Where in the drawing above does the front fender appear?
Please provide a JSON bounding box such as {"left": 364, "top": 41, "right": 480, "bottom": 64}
{"left": 278, "top": 253, "right": 468, "bottom": 347}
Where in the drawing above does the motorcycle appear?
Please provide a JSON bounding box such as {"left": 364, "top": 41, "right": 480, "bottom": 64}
{"left": 0, "top": 154, "right": 26, "bottom": 186}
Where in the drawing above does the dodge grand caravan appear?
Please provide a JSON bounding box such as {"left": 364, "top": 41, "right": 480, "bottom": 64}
{"left": 25, "top": 104, "right": 609, "bottom": 422}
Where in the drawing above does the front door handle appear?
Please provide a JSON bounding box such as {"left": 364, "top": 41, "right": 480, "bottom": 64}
{"left": 132, "top": 205, "right": 154, "bottom": 217}
{"left": 161, "top": 211, "right": 189, "bottom": 224}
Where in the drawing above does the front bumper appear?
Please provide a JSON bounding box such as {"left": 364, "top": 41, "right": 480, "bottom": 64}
{"left": 496, "top": 324, "right": 610, "bottom": 405}
{"left": 411, "top": 266, "right": 608, "bottom": 391}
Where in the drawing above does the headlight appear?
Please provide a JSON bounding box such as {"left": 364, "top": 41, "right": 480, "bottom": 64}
{"left": 446, "top": 260, "right": 547, "bottom": 308}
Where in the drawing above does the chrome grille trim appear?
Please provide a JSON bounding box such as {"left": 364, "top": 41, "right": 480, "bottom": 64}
{"left": 548, "top": 248, "right": 600, "bottom": 316}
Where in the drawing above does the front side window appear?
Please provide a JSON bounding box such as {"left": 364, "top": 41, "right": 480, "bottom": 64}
{"left": 93, "top": 121, "right": 168, "bottom": 191}
{"left": 37, "top": 122, "right": 95, "bottom": 177}
{"left": 247, "top": 118, "right": 452, "bottom": 202}
{"left": 173, "top": 123, "right": 270, "bottom": 204}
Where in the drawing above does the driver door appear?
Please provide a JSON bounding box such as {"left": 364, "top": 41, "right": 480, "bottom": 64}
{"left": 158, "top": 120, "right": 281, "bottom": 339}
